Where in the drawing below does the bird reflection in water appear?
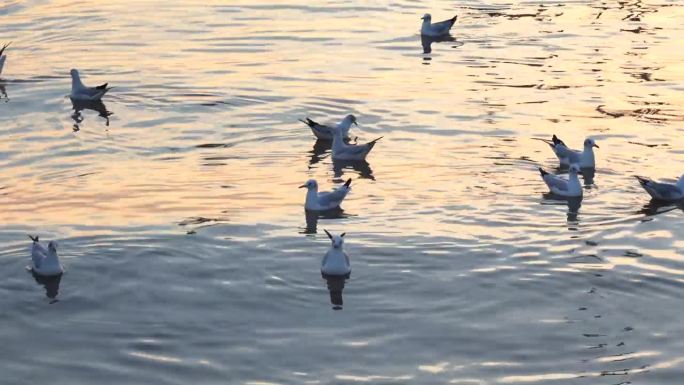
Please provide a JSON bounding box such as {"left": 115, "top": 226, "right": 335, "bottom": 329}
{"left": 581, "top": 167, "right": 596, "bottom": 186}
{"left": 322, "top": 272, "right": 349, "bottom": 310}
{"left": 0, "top": 82, "right": 8, "bottom": 102}
{"left": 542, "top": 193, "right": 583, "bottom": 225}
{"left": 302, "top": 207, "right": 347, "bottom": 234}
{"left": 637, "top": 200, "right": 684, "bottom": 217}
{"left": 333, "top": 159, "right": 375, "bottom": 180}
{"left": 29, "top": 269, "right": 63, "bottom": 304}
{"left": 308, "top": 139, "right": 331, "bottom": 168}
{"left": 70, "top": 97, "right": 113, "bottom": 132}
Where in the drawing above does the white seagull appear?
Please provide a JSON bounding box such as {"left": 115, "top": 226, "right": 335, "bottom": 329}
{"left": 539, "top": 164, "right": 583, "bottom": 197}
{"left": 299, "top": 114, "right": 357, "bottom": 141}
{"left": 331, "top": 125, "right": 381, "bottom": 161}
{"left": 421, "top": 13, "right": 458, "bottom": 36}
{"left": 542, "top": 134, "right": 599, "bottom": 168}
{"left": 0, "top": 42, "right": 10, "bottom": 76}
{"left": 300, "top": 178, "right": 352, "bottom": 211}
{"left": 635, "top": 175, "right": 684, "bottom": 202}
{"left": 321, "top": 230, "right": 351, "bottom": 276}
{"left": 70, "top": 69, "right": 112, "bottom": 101}
{"left": 28, "top": 235, "right": 64, "bottom": 277}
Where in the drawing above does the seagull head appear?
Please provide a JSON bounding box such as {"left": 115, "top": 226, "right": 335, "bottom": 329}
{"left": 569, "top": 164, "right": 580, "bottom": 174}
{"left": 324, "top": 229, "right": 346, "bottom": 249}
{"left": 346, "top": 114, "right": 358, "bottom": 126}
{"left": 584, "top": 138, "right": 599, "bottom": 149}
{"left": 421, "top": 13, "right": 431, "bottom": 21}
{"left": 47, "top": 241, "right": 58, "bottom": 254}
{"left": 299, "top": 179, "right": 318, "bottom": 190}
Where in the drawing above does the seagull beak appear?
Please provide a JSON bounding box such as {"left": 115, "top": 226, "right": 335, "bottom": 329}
{"left": 353, "top": 121, "right": 358, "bottom": 126}
{"left": 298, "top": 184, "right": 307, "bottom": 188}
{"left": 593, "top": 144, "right": 600, "bottom": 148}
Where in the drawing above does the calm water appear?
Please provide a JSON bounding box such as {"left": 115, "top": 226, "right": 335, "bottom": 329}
{"left": 1, "top": 0, "right": 684, "bottom": 384}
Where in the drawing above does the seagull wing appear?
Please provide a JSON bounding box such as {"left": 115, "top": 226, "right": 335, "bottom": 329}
{"left": 543, "top": 173, "right": 569, "bottom": 191}
{"left": 432, "top": 16, "right": 457, "bottom": 33}
{"left": 636, "top": 176, "right": 682, "bottom": 200}
{"left": 317, "top": 185, "right": 350, "bottom": 208}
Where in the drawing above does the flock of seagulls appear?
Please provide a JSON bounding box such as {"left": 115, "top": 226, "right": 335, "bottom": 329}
{"left": 1, "top": 13, "right": 681, "bottom": 304}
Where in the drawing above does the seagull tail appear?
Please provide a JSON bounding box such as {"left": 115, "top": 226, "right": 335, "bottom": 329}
{"left": 634, "top": 175, "right": 650, "bottom": 186}
{"left": 27, "top": 235, "right": 39, "bottom": 242}
{"left": 538, "top": 167, "right": 549, "bottom": 177}
{"left": 298, "top": 118, "right": 317, "bottom": 128}
{"left": 552, "top": 134, "right": 565, "bottom": 146}
{"left": 343, "top": 178, "right": 352, "bottom": 188}
{"left": 0, "top": 42, "right": 10, "bottom": 57}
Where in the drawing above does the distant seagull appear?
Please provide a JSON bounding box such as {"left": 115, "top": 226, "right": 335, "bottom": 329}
{"left": 421, "top": 13, "right": 458, "bottom": 36}
{"left": 300, "top": 114, "right": 357, "bottom": 141}
{"left": 0, "top": 42, "right": 10, "bottom": 76}
{"left": 540, "top": 134, "right": 599, "bottom": 168}
{"left": 321, "top": 229, "right": 351, "bottom": 276}
{"left": 28, "top": 235, "right": 63, "bottom": 277}
{"left": 331, "top": 125, "right": 381, "bottom": 161}
{"left": 300, "top": 178, "right": 352, "bottom": 211}
{"left": 635, "top": 175, "right": 684, "bottom": 202}
{"left": 539, "top": 164, "right": 583, "bottom": 197}
{"left": 70, "top": 69, "right": 112, "bottom": 101}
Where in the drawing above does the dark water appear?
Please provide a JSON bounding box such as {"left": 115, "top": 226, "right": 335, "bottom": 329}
{"left": 1, "top": 0, "right": 684, "bottom": 384}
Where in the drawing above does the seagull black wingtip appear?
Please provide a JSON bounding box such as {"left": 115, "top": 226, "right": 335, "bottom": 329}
{"left": 343, "top": 178, "right": 352, "bottom": 188}
{"left": 0, "top": 42, "right": 11, "bottom": 57}
{"left": 539, "top": 167, "right": 549, "bottom": 177}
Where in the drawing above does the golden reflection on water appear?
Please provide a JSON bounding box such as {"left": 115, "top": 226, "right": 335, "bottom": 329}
{"left": 0, "top": 1, "right": 682, "bottom": 244}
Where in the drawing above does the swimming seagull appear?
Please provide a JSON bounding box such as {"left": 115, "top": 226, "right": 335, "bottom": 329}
{"left": 540, "top": 134, "right": 599, "bottom": 168}
{"left": 635, "top": 175, "right": 684, "bottom": 202}
{"left": 70, "top": 69, "right": 112, "bottom": 101}
{"left": 299, "top": 114, "right": 356, "bottom": 141}
{"left": 28, "top": 235, "right": 64, "bottom": 277}
{"left": 300, "top": 178, "right": 352, "bottom": 211}
{"left": 421, "top": 14, "right": 458, "bottom": 36}
{"left": 321, "top": 230, "right": 351, "bottom": 276}
{"left": 539, "top": 164, "right": 583, "bottom": 197}
{"left": 0, "top": 42, "right": 10, "bottom": 76}
{"left": 331, "top": 125, "right": 381, "bottom": 161}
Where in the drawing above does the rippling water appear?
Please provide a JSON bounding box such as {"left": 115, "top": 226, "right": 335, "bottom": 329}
{"left": 1, "top": 0, "right": 684, "bottom": 383}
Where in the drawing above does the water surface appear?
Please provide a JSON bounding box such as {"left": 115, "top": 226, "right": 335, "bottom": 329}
{"left": 1, "top": 0, "right": 684, "bottom": 384}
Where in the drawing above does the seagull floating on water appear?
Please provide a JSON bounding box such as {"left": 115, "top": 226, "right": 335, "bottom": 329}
{"left": 0, "top": 42, "right": 10, "bottom": 76}
{"left": 635, "top": 175, "right": 684, "bottom": 202}
{"left": 321, "top": 229, "right": 351, "bottom": 276}
{"left": 421, "top": 13, "right": 458, "bottom": 36}
{"left": 300, "top": 114, "right": 356, "bottom": 141}
{"left": 70, "top": 69, "right": 112, "bottom": 101}
{"left": 539, "top": 164, "right": 583, "bottom": 198}
{"left": 300, "top": 178, "right": 352, "bottom": 211}
{"left": 28, "top": 235, "right": 63, "bottom": 277}
{"left": 332, "top": 125, "right": 381, "bottom": 161}
{"left": 540, "top": 134, "right": 599, "bottom": 168}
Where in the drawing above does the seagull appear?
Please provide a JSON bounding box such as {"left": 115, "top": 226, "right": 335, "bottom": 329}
{"left": 70, "top": 69, "right": 112, "bottom": 101}
{"left": 540, "top": 134, "right": 599, "bottom": 168}
{"left": 635, "top": 175, "right": 684, "bottom": 202}
{"left": 539, "top": 164, "right": 583, "bottom": 197}
{"left": 299, "top": 114, "right": 356, "bottom": 141}
{"left": 331, "top": 125, "right": 381, "bottom": 161}
{"left": 0, "top": 42, "right": 10, "bottom": 76}
{"left": 421, "top": 13, "right": 458, "bottom": 37}
{"left": 321, "top": 229, "right": 351, "bottom": 276}
{"left": 300, "top": 178, "right": 352, "bottom": 211}
{"left": 28, "top": 235, "right": 63, "bottom": 277}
